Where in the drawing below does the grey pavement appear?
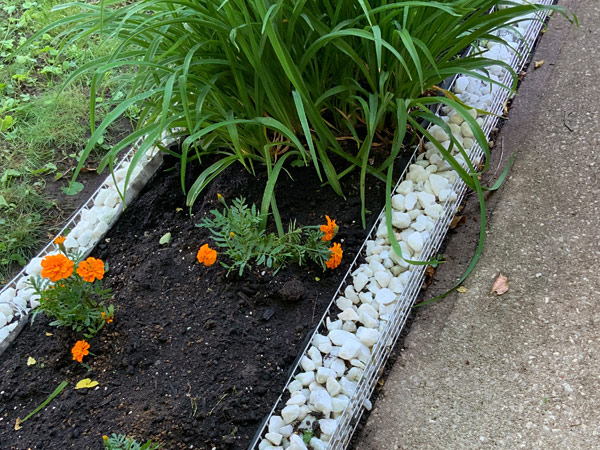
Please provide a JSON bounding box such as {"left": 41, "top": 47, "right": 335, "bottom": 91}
{"left": 356, "top": 1, "right": 600, "bottom": 449}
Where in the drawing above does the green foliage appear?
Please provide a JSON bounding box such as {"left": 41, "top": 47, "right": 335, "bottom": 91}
{"left": 39, "top": 0, "right": 567, "bottom": 233}
{"left": 102, "top": 434, "right": 161, "bottom": 450}
{"left": 30, "top": 246, "right": 113, "bottom": 338}
{"left": 197, "top": 197, "right": 333, "bottom": 276}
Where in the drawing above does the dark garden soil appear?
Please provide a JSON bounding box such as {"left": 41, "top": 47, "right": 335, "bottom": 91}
{"left": 0, "top": 147, "right": 403, "bottom": 450}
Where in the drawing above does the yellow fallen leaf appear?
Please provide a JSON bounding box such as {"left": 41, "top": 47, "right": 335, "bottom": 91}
{"left": 27, "top": 357, "right": 36, "bottom": 366}
{"left": 45, "top": 332, "right": 53, "bottom": 336}
{"left": 457, "top": 286, "right": 468, "bottom": 293}
{"left": 14, "top": 418, "right": 22, "bottom": 430}
{"left": 490, "top": 273, "right": 509, "bottom": 296}
{"left": 534, "top": 60, "right": 545, "bottom": 69}
{"left": 75, "top": 378, "right": 99, "bottom": 390}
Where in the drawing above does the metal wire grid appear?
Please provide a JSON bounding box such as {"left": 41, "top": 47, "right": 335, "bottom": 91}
{"left": 0, "top": 135, "right": 160, "bottom": 299}
{"left": 248, "top": 4, "right": 552, "bottom": 448}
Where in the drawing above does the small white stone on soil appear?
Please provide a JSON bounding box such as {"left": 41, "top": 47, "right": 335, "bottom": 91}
{"left": 425, "top": 204, "right": 444, "bottom": 220}
{"left": 429, "top": 174, "right": 449, "bottom": 197}
{"left": 404, "top": 192, "right": 418, "bottom": 210}
{"left": 411, "top": 215, "right": 432, "bottom": 232}
{"left": 281, "top": 405, "right": 300, "bottom": 424}
{"left": 338, "top": 340, "right": 361, "bottom": 360}
{"left": 342, "top": 321, "right": 357, "bottom": 333}
{"left": 300, "top": 356, "right": 315, "bottom": 372}
{"left": 268, "top": 416, "right": 284, "bottom": 434}
{"left": 328, "top": 329, "right": 359, "bottom": 347}
{"left": 265, "top": 432, "right": 283, "bottom": 446}
{"left": 326, "top": 318, "right": 342, "bottom": 331}
{"left": 407, "top": 231, "right": 424, "bottom": 253}
{"left": 288, "top": 434, "right": 308, "bottom": 450}
{"left": 391, "top": 194, "right": 405, "bottom": 211}
{"left": 319, "top": 418, "right": 338, "bottom": 436}
{"left": 396, "top": 180, "right": 414, "bottom": 195}
{"left": 25, "top": 258, "right": 43, "bottom": 276}
{"left": 337, "top": 308, "right": 358, "bottom": 322}
{"left": 307, "top": 347, "right": 322, "bottom": 367}
{"left": 344, "top": 285, "right": 359, "bottom": 303}
{"left": 375, "top": 288, "right": 396, "bottom": 305}
{"left": 316, "top": 367, "right": 337, "bottom": 384}
{"left": 330, "top": 358, "right": 346, "bottom": 377}
{"left": 460, "top": 121, "right": 474, "bottom": 138}
{"left": 279, "top": 425, "right": 293, "bottom": 438}
{"left": 391, "top": 212, "right": 411, "bottom": 229}
{"left": 347, "top": 367, "right": 363, "bottom": 382}
{"left": 310, "top": 437, "right": 328, "bottom": 450}
{"left": 388, "top": 276, "right": 404, "bottom": 294}
{"left": 340, "top": 377, "right": 357, "bottom": 397}
{"left": 310, "top": 390, "right": 332, "bottom": 416}
{"left": 288, "top": 380, "right": 302, "bottom": 394}
{"left": 374, "top": 271, "right": 391, "bottom": 289}
{"left": 353, "top": 272, "right": 369, "bottom": 292}
{"left": 77, "top": 230, "right": 94, "bottom": 247}
{"left": 312, "top": 334, "right": 331, "bottom": 354}
{"left": 326, "top": 377, "right": 342, "bottom": 397}
{"left": 417, "top": 192, "right": 436, "bottom": 209}
{"left": 295, "top": 371, "right": 315, "bottom": 387}
{"left": 357, "top": 327, "right": 380, "bottom": 347}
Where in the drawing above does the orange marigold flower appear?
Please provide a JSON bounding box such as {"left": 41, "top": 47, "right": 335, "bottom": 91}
{"left": 320, "top": 215, "right": 338, "bottom": 241}
{"left": 53, "top": 236, "right": 66, "bottom": 245}
{"left": 71, "top": 340, "right": 90, "bottom": 363}
{"left": 101, "top": 312, "right": 113, "bottom": 324}
{"left": 326, "top": 242, "right": 343, "bottom": 270}
{"left": 41, "top": 254, "right": 74, "bottom": 282}
{"left": 77, "top": 257, "right": 105, "bottom": 283}
{"left": 197, "top": 244, "right": 217, "bottom": 266}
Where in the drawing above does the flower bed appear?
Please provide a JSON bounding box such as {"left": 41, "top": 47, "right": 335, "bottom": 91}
{"left": 0, "top": 149, "right": 406, "bottom": 449}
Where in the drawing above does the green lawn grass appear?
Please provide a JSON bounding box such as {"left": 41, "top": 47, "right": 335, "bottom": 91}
{"left": 0, "top": 0, "right": 132, "bottom": 284}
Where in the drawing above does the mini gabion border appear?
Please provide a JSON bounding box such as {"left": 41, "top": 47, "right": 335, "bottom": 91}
{"left": 0, "top": 137, "right": 167, "bottom": 354}
{"left": 251, "top": 4, "right": 552, "bottom": 450}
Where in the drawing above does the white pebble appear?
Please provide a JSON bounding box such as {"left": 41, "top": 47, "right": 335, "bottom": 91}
{"left": 396, "top": 180, "right": 414, "bottom": 195}
{"left": 407, "top": 232, "right": 424, "bottom": 253}
{"left": 281, "top": 405, "right": 300, "bottom": 424}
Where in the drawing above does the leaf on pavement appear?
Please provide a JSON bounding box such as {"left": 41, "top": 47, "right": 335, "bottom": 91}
{"left": 490, "top": 273, "right": 509, "bottom": 296}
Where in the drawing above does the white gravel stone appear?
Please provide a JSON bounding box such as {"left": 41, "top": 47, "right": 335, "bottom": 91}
{"left": 286, "top": 393, "right": 306, "bottom": 406}
{"left": 417, "top": 191, "right": 436, "bottom": 208}
{"left": 396, "top": 180, "right": 414, "bottom": 195}
{"left": 310, "top": 389, "right": 332, "bottom": 416}
{"left": 331, "top": 395, "right": 349, "bottom": 413}
{"left": 93, "top": 221, "right": 109, "bottom": 238}
{"left": 425, "top": 204, "right": 444, "bottom": 220}
{"left": 407, "top": 231, "right": 424, "bottom": 253}
{"left": 404, "top": 192, "right": 418, "bottom": 210}
{"left": 268, "top": 416, "right": 284, "bottom": 434}
{"left": 77, "top": 229, "right": 94, "bottom": 247}
{"left": 429, "top": 173, "right": 449, "bottom": 197}
{"left": 289, "top": 434, "right": 308, "bottom": 450}
{"left": 338, "top": 340, "right": 361, "bottom": 360}
{"left": 388, "top": 276, "right": 404, "bottom": 293}
{"left": 300, "top": 356, "right": 315, "bottom": 372}
{"left": 347, "top": 367, "right": 363, "bottom": 382}
{"left": 25, "top": 258, "right": 43, "bottom": 276}
{"left": 342, "top": 321, "right": 356, "bottom": 333}
{"left": 279, "top": 425, "right": 293, "bottom": 438}
{"left": 391, "top": 194, "right": 405, "bottom": 211}
{"left": 326, "top": 318, "right": 342, "bottom": 331}
{"left": 461, "top": 121, "right": 474, "bottom": 138}
{"left": 330, "top": 358, "right": 346, "bottom": 377}
{"left": 328, "top": 330, "right": 358, "bottom": 347}
{"left": 353, "top": 272, "right": 369, "bottom": 292}
{"left": 344, "top": 285, "right": 359, "bottom": 303}
{"left": 307, "top": 346, "right": 322, "bottom": 368}
{"left": 412, "top": 215, "right": 432, "bottom": 232}
{"left": 375, "top": 288, "right": 396, "bottom": 305}
{"left": 281, "top": 405, "right": 300, "bottom": 424}
{"left": 265, "top": 432, "right": 283, "bottom": 446}
{"left": 357, "top": 327, "right": 380, "bottom": 347}
{"left": 391, "top": 211, "right": 411, "bottom": 229}
{"left": 337, "top": 308, "right": 358, "bottom": 322}
{"left": 288, "top": 380, "right": 303, "bottom": 394}
{"left": 326, "top": 377, "right": 342, "bottom": 397}
{"left": 340, "top": 377, "right": 357, "bottom": 397}
{"left": 319, "top": 418, "right": 338, "bottom": 436}
{"left": 0, "top": 304, "right": 14, "bottom": 323}
{"left": 315, "top": 367, "right": 337, "bottom": 384}
{"left": 296, "top": 371, "right": 315, "bottom": 387}
{"left": 0, "top": 312, "right": 7, "bottom": 328}
{"left": 374, "top": 271, "right": 391, "bottom": 289}
{"left": 439, "top": 188, "right": 457, "bottom": 202}
{"left": 309, "top": 437, "right": 328, "bottom": 450}
{"left": 336, "top": 296, "right": 353, "bottom": 311}
{"left": 313, "top": 334, "right": 332, "bottom": 354}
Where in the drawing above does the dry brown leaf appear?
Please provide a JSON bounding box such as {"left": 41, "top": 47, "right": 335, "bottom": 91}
{"left": 14, "top": 418, "right": 21, "bottom": 431}
{"left": 450, "top": 215, "right": 466, "bottom": 229}
{"left": 490, "top": 273, "right": 509, "bottom": 296}
{"left": 534, "top": 60, "right": 545, "bottom": 69}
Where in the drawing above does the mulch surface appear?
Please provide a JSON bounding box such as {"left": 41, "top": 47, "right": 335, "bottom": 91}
{"left": 0, "top": 149, "right": 405, "bottom": 449}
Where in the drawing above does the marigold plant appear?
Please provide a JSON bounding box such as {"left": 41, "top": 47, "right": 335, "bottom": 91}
{"left": 53, "top": 236, "right": 66, "bottom": 245}
{"left": 71, "top": 340, "right": 90, "bottom": 363}
{"left": 326, "top": 243, "right": 343, "bottom": 270}
{"left": 197, "top": 197, "right": 337, "bottom": 275}
{"left": 31, "top": 246, "right": 114, "bottom": 338}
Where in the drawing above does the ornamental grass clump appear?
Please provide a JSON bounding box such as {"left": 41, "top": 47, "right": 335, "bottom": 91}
{"left": 29, "top": 0, "right": 570, "bottom": 233}
{"left": 197, "top": 196, "right": 341, "bottom": 275}
{"left": 30, "top": 238, "right": 114, "bottom": 337}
